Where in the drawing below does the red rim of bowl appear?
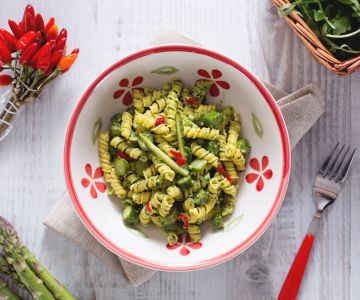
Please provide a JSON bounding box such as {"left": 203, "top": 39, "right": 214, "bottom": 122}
{"left": 64, "top": 44, "right": 291, "bottom": 271}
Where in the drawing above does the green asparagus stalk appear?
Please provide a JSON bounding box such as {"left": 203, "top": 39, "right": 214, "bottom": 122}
{"left": 2, "top": 240, "right": 55, "bottom": 300}
{"left": 139, "top": 133, "right": 189, "bottom": 177}
{"left": 0, "top": 217, "right": 75, "bottom": 300}
{"left": 20, "top": 248, "right": 75, "bottom": 300}
{"left": 175, "top": 112, "right": 186, "bottom": 160}
{"left": 0, "top": 277, "right": 21, "bottom": 300}
{"left": 0, "top": 255, "right": 24, "bottom": 288}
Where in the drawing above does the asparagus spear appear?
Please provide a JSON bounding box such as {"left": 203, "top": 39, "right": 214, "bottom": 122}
{"left": 3, "top": 244, "right": 55, "bottom": 300}
{"left": 0, "top": 255, "right": 23, "bottom": 288}
{"left": 139, "top": 134, "right": 189, "bottom": 177}
{"left": 20, "top": 248, "right": 76, "bottom": 300}
{"left": 0, "top": 277, "right": 21, "bottom": 300}
{"left": 175, "top": 112, "right": 186, "bottom": 160}
{"left": 0, "top": 217, "right": 75, "bottom": 300}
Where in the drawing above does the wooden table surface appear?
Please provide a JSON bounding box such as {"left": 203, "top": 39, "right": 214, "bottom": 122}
{"left": 1, "top": 1, "right": 360, "bottom": 299}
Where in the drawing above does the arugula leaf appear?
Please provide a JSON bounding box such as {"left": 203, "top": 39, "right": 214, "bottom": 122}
{"left": 331, "top": 13, "right": 352, "bottom": 34}
{"left": 314, "top": 10, "right": 326, "bottom": 21}
{"left": 277, "top": 0, "right": 360, "bottom": 59}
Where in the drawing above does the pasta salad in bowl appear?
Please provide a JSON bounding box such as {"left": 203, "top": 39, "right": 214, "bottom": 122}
{"left": 64, "top": 45, "right": 290, "bottom": 270}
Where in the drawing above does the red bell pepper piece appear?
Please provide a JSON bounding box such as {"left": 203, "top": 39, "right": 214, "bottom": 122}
{"left": 35, "top": 14, "right": 45, "bottom": 31}
{"left": 16, "top": 31, "right": 36, "bottom": 52}
{"left": 169, "top": 149, "right": 182, "bottom": 158}
{"left": 8, "top": 20, "right": 23, "bottom": 39}
{"left": 45, "top": 17, "right": 55, "bottom": 33}
{"left": 54, "top": 37, "right": 66, "bottom": 52}
{"left": 19, "top": 42, "right": 38, "bottom": 65}
{"left": 0, "top": 29, "right": 18, "bottom": 51}
{"left": 57, "top": 53, "right": 78, "bottom": 72}
{"left": 187, "top": 97, "right": 199, "bottom": 106}
{"left": 25, "top": 12, "right": 36, "bottom": 32}
{"left": 145, "top": 202, "right": 152, "bottom": 213}
{"left": 46, "top": 24, "right": 58, "bottom": 41}
{"left": 117, "top": 151, "right": 133, "bottom": 161}
{"left": 176, "top": 157, "right": 187, "bottom": 166}
{"left": 155, "top": 115, "right": 165, "bottom": 126}
{"left": 179, "top": 213, "right": 189, "bottom": 229}
{"left": 36, "top": 42, "right": 51, "bottom": 70}
{"left": 217, "top": 164, "right": 234, "bottom": 184}
{"left": 0, "top": 40, "right": 12, "bottom": 64}
{"left": 0, "top": 74, "right": 13, "bottom": 86}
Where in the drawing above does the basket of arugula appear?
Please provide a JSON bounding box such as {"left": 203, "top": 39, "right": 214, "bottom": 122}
{"left": 272, "top": 0, "right": 360, "bottom": 75}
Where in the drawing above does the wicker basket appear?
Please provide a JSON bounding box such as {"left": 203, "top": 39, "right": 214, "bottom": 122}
{"left": 272, "top": 0, "right": 360, "bottom": 75}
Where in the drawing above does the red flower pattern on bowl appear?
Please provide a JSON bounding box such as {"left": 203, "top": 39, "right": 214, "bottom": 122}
{"left": 81, "top": 163, "right": 106, "bottom": 199}
{"left": 112, "top": 76, "right": 144, "bottom": 105}
{"left": 245, "top": 156, "right": 273, "bottom": 192}
{"left": 166, "top": 233, "right": 202, "bottom": 256}
{"left": 197, "top": 69, "right": 230, "bottom": 97}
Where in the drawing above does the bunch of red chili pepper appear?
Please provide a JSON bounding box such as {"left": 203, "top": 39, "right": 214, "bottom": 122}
{"left": 0, "top": 4, "right": 79, "bottom": 139}
{"left": 0, "top": 4, "right": 79, "bottom": 87}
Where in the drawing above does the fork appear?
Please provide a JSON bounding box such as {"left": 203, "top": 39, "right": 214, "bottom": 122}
{"left": 278, "top": 143, "right": 356, "bottom": 300}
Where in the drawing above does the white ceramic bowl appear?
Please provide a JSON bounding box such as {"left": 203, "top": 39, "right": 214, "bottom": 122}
{"left": 64, "top": 45, "right": 291, "bottom": 271}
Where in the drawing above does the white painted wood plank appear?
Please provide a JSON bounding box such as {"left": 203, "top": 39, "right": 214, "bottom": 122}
{"left": 0, "top": 0, "right": 358, "bottom": 299}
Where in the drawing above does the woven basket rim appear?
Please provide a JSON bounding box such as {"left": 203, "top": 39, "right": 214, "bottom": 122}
{"left": 272, "top": 0, "right": 360, "bottom": 75}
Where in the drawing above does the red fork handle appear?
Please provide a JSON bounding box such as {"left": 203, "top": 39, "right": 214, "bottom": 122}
{"left": 278, "top": 234, "right": 315, "bottom": 300}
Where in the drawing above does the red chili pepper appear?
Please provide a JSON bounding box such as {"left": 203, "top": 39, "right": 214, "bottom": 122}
{"left": 217, "top": 164, "right": 234, "bottom": 184}
{"left": 29, "top": 49, "right": 40, "bottom": 69}
{"left": 176, "top": 157, "right": 187, "bottom": 166}
{"left": 34, "top": 31, "right": 42, "bottom": 42}
{"left": 54, "top": 37, "right": 66, "bottom": 52}
{"left": 46, "top": 24, "right": 58, "bottom": 41}
{"left": 44, "top": 49, "right": 62, "bottom": 75}
{"left": 0, "top": 75, "right": 13, "bottom": 86}
{"left": 45, "top": 17, "right": 55, "bottom": 33}
{"left": 35, "top": 42, "right": 51, "bottom": 70}
{"left": 19, "top": 42, "right": 38, "bottom": 65}
{"left": 35, "top": 14, "right": 45, "bottom": 31}
{"left": 0, "top": 40, "right": 12, "bottom": 64}
{"left": 16, "top": 31, "right": 36, "bottom": 52}
{"left": 155, "top": 115, "right": 165, "bottom": 126}
{"left": 71, "top": 48, "right": 80, "bottom": 55}
{"left": 57, "top": 53, "right": 78, "bottom": 72}
{"left": 169, "top": 149, "right": 182, "bottom": 158}
{"left": 25, "top": 12, "right": 36, "bottom": 32}
{"left": 117, "top": 151, "right": 133, "bottom": 161}
{"left": 187, "top": 97, "right": 199, "bottom": 106}
{"left": 8, "top": 20, "right": 23, "bottom": 39}
{"left": 178, "top": 213, "right": 189, "bottom": 229}
{"left": 23, "top": 4, "right": 35, "bottom": 19}
{"left": 145, "top": 202, "right": 152, "bottom": 213}
{"left": 57, "top": 29, "right": 67, "bottom": 41}
{"left": 49, "top": 40, "right": 56, "bottom": 51}
{"left": 18, "top": 21, "right": 25, "bottom": 34}
{"left": 0, "top": 29, "right": 18, "bottom": 51}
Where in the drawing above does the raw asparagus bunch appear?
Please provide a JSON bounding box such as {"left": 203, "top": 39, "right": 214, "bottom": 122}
{"left": 0, "top": 277, "right": 21, "bottom": 300}
{"left": 0, "top": 216, "right": 76, "bottom": 300}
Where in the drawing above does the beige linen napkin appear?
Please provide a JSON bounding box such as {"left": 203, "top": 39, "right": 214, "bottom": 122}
{"left": 44, "top": 26, "right": 324, "bottom": 287}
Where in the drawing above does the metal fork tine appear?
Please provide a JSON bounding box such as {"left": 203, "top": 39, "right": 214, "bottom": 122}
{"left": 319, "top": 143, "right": 339, "bottom": 175}
{"left": 329, "top": 145, "right": 350, "bottom": 180}
{"left": 323, "top": 144, "right": 344, "bottom": 178}
{"left": 336, "top": 148, "right": 356, "bottom": 182}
